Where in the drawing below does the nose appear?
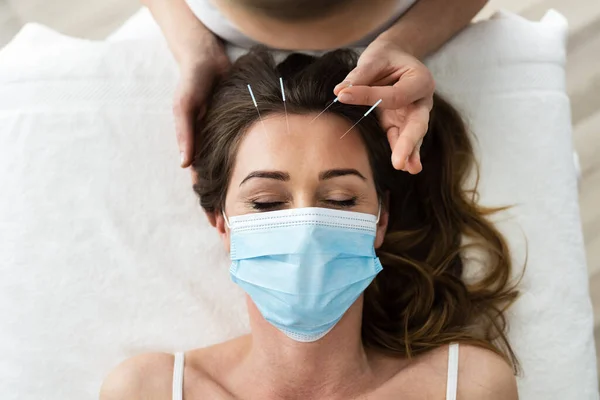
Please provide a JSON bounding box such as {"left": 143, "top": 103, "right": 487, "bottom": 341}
{"left": 290, "top": 190, "right": 318, "bottom": 209}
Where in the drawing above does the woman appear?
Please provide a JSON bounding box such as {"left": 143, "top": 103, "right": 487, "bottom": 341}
{"left": 143, "top": 0, "right": 488, "bottom": 175}
{"left": 101, "top": 49, "right": 520, "bottom": 399}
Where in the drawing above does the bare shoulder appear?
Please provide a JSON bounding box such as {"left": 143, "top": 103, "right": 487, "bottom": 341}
{"left": 384, "top": 343, "right": 518, "bottom": 399}
{"left": 455, "top": 343, "right": 518, "bottom": 400}
{"left": 99, "top": 352, "right": 175, "bottom": 400}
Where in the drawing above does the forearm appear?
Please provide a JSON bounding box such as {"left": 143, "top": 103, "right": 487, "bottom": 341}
{"left": 377, "top": 0, "right": 488, "bottom": 59}
{"left": 141, "top": 0, "right": 218, "bottom": 65}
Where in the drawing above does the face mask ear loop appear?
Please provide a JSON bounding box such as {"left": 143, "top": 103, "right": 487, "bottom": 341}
{"left": 222, "top": 209, "right": 231, "bottom": 229}
{"left": 376, "top": 201, "right": 382, "bottom": 224}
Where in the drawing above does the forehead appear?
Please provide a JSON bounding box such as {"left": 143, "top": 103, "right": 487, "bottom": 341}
{"left": 231, "top": 113, "right": 372, "bottom": 178}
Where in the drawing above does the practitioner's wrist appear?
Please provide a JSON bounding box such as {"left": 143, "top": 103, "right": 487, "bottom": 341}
{"left": 375, "top": 25, "right": 423, "bottom": 60}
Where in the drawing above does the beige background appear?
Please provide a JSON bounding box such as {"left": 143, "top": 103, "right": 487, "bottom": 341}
{"left": 1, "top": 0, "right": 599, "bottom": 383}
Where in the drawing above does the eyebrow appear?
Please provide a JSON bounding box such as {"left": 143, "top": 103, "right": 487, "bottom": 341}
{"left": 240, "top": 171, "right": 290, "bottom": 186}
{"left": 240, "top": 168, "right": 366, "bottom": 186}
{"left": 319, "top": 168, "right": 366, "bottom": 181}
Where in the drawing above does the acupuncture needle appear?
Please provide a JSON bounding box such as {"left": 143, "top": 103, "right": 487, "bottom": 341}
{"left": 339, "top": 98, "right": 383, "bottom": 139}
{"left": 247, "top": 84, "right": 268, "bottom": 136}
{"left": 279, "top": 77, "right": 290, "bottom": 134}
{"left": 309, "top": 84, "right": 352, "bottom": 124}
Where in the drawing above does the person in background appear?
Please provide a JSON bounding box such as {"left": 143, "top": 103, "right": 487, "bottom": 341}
{"left": 142, "top": 0, "right": 488, "bottom": 175}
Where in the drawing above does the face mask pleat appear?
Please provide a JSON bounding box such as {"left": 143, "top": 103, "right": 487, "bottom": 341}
{"left": 239, "top": 273, "right": 377, "bottom": 331}
{"left": 230, "top": 223, "right": 377, "bottom": 260}
{"left": 231, "top": 257, "right": 382, "bottom": 294}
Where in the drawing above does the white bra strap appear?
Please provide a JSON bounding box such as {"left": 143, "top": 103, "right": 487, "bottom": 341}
{"left": 172, "top": 352, "right": 185, "bottom": 400}
{"left": 446, "top": 343, "right": 459, "bottom": 400}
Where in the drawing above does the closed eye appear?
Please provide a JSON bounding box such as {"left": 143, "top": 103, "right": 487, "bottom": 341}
{"left": 324, "top": 198, "right": 357, "bottom": 208}
{"left": 250, "top": 201, "right": 285, "bottom": 211}
{"left": 248, "top": 198, "right": 358, "bottom": 211}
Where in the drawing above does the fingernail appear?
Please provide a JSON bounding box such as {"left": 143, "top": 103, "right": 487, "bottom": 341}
{"left": 335, "top": 80, "right": 351, "bottom": 90}
{"left": 339, "top": 93, "right": 354, "bottom": 102}
{"left": 180, "top": 152, "right": 186, "bottom": 166}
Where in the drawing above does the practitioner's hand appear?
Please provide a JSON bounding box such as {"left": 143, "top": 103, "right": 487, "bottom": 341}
{"left": 174, "top": 38, "right": 230, "bottom": 167}
{"left": 334, "top": 38, "right": 435, "bottom": 174}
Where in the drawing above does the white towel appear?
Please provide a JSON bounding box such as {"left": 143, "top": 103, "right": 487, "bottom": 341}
{"left": 0, "top": 8, "right": 596, "bottom": 400}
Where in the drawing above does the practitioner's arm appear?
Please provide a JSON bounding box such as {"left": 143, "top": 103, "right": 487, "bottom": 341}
{"left": 379, "top": 0, "right": 488, "bottom": 59}
{"left": 142, "top": 0, "right": 230, "bottom": 167}
{"left": 335, "top": 0, "right": 488, "bottom": 173}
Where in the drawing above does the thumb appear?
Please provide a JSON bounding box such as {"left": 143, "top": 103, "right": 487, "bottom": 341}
{"left": 334, "top": 61, "right": 382, "bottom": 95}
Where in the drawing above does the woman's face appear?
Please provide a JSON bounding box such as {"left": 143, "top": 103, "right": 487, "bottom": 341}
{"left": 216, "top": 112, "right": 389, "bottom": 249}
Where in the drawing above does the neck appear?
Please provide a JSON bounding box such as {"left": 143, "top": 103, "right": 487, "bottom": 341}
{"left": 234, "top": 297, "right": 374, "bottom": 399}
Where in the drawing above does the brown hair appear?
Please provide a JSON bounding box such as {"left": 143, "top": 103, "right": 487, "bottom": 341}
{"left": 192, "top": 48, "right": 521, "bottom": 374}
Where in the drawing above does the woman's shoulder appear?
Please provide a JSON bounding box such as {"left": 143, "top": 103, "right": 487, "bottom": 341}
{"left": 99, "top": 338, "right": 248, "bottom": 400}
{"left": 453, "top": 343, "right": 518, "bottom": 399}
{"left": 392, "top": 343, "right": 518, "bottom": 400}
{"left": 99, "top": 352, "right": 176, "bottom": 400}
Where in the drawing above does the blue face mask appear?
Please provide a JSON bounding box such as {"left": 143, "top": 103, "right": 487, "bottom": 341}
{"left": 225, "top": 207, "right": 383, "bottom": 342}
